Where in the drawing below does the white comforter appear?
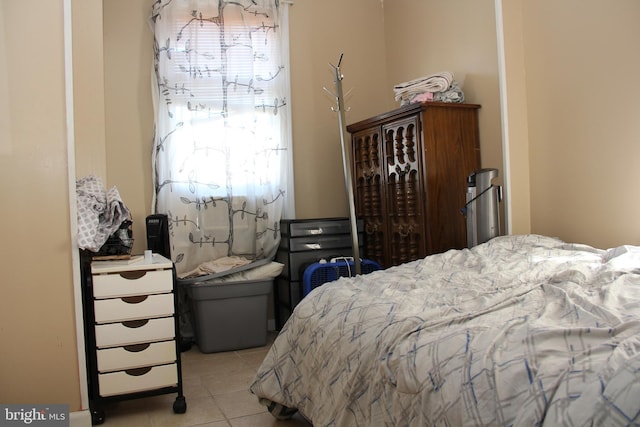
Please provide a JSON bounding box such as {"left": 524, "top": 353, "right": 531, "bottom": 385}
{"left": 250, "top": 235, "right": 640, "bottom": 426}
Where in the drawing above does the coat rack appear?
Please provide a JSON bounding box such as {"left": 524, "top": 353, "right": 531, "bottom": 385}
{"left": 326, "top": 54, "right": 361, "bottom": 275}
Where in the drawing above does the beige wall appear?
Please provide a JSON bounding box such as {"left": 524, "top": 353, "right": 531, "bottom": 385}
{"left": 73, "top": 0, "right": 107, "bottom": 179}
{"left": 383, "top": 0, "right": 503, "bottom": 176}
{"left": 103, "top": 0, "right": 154, "bottom": 253}
{"left": 287, "top": 0, "right": 389, "bottom": 218}
{"left": 501, "top": 0, "right": 640, "bottom": 248}
{"left": 0, "top": 0, "right": 82, "bottom": 408}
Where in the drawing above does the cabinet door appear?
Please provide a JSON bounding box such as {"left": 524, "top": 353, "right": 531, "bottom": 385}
{"left": 382, "top": 115, "right": 426, "bottom": 265}
{"left": 421, "top": 106, "right": 481, "bottom": 253}
{"left": 352, "top": 127, "right": 387, "bottom": 266}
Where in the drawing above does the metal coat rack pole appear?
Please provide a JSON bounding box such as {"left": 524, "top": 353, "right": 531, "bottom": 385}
{"left": 329, "top": 54, "right": 361, "bottom": 275}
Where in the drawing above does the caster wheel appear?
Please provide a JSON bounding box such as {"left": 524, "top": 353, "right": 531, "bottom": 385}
{"left": 180, "top": 339, "right": 192, "bottom": 352}
{"left": 91, "top": 409, "right": 105, "bottom": 425}
{"left": 173, "top": 396, "right": 187, "bottom": 414}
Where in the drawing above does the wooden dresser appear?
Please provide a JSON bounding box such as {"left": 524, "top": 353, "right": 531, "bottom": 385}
{"left": 346, "top": 102, "right": 481, "bottom": 268}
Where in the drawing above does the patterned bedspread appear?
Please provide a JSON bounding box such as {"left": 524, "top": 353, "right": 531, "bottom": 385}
{"left": 250, "top": 235, "right": 640, "bottom": 426}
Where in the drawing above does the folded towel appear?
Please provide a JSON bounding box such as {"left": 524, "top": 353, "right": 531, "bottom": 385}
{"left": 397, "top": 79, "right": 465, "bottom": 106}
{"left": 409, "top": 92, "right": 435, "bottom": 103}
{"left": 393, "top": 71, "right": 454, "bottom": 102}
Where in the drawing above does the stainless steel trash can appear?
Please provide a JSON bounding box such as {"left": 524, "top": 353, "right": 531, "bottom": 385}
{"left": 465, "top": 168, "right": 502, "bottom": 248}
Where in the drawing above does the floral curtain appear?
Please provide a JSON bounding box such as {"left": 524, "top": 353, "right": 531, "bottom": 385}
{"left": 150, "top": 0, "right": 294, "bottom": 275}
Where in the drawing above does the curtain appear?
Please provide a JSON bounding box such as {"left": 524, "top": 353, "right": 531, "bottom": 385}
{"left": 150, "top": 0, "right": 294, "bottom": 275}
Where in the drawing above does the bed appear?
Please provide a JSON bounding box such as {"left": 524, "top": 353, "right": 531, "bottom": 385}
{"left": 249, "top": 234, "right": 640, "bottom": 426}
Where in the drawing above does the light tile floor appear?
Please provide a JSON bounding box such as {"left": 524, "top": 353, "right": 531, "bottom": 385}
{"left": 99, "top": 333, "right": 312, "bottom": 426}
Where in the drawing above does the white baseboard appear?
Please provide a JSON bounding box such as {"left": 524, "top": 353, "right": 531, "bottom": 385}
{"left": 70, "top": 409, "right": 91, "bottom": 427}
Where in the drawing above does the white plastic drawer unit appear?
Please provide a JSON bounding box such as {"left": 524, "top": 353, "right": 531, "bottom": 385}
{"left": 97, "top": 340, "right": 176, "bottom": 373}
{"left": 92, "top": 269, "right": 173, "bottom": 299}
{"left": 95, "top": 316, "right": 176, "bottom": 348}
{"left": 85, "top": 254, "right": 186, "bottom": 421}
{"left": 98, "top": 363, "right": 178, "bottom": 397}
{"left": 94, "top": 293, "right": 174, "bottom": 323}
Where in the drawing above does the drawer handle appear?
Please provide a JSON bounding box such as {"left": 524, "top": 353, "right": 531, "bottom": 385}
{"left": 120, "top": 271, "right": 147, "bottom": 280}
{"left": 121, "top": 295, "right": 149, "bottom": 304}
{"left": 124, "top": 343, "right": 151, "bottom": 353}
{"left": 125, "top": 367, "right": 152, "bottom": 376}
{"left": 122, "top": 319, "right": 149, "bottom": 329}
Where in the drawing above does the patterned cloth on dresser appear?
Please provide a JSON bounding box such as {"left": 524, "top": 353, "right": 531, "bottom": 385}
{"left": 76, "top": 175, "right": 131, "bottom": 252}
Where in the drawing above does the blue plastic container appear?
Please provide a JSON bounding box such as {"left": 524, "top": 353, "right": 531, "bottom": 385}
{"left": 301, "top": 259, "right": 382, "bottom": 297}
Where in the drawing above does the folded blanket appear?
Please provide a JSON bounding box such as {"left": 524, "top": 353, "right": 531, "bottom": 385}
{"left": 178, "top": 255, "right": 253, "bottom": 279}
{"left": 190, "top": 261, "right": 285, "bottom": 283}
{"left": 393, "top": 71, "right": 454, "bottom": 102}
{"left": 76, "top": 175, "right": 131, "bottom": 252}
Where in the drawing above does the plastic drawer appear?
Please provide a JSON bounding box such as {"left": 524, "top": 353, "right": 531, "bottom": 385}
{"left": 94, "top": 293, "right": 174, "bottom": 324}
{"left": 97, "top": 341, "right": 177, "bottom": 373}
{"left": 95, "top": 317, "right": 175, "bottom": 348}
{"left": 280, "top": 218, "right": 362, "bottom": 237}
{"left": 279, "top": 233, "right": 364, "bottom": 252}
{"left": 92, "top": 269, "right": 173, "bottom": 299}
{"left": 98, "top": 363, "right": 178, "bottom": 397}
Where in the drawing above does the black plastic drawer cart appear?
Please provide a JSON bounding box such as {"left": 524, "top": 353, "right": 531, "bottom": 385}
{"left": 79, "top": 250, "right": 186, "bottom": 424}
{"left": 274, "top": 217, "right": 365, "bottom": 328}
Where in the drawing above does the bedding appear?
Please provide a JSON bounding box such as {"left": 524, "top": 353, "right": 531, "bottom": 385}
{"left": 250, "top": 234, "right": 640, "bottom": 426}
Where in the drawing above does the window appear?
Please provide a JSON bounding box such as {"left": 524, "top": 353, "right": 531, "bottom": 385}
{"left": 150, "top": 0, "right": 293, "bottom": 274}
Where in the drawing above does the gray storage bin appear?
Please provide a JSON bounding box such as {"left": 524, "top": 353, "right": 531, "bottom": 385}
{"left": 187, "top": 279, "right": 272, "bottom": 353}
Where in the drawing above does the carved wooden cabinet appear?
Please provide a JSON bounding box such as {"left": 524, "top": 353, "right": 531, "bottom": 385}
{"left": 346, "top": 102, "right": 481, "bottom": 268}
